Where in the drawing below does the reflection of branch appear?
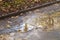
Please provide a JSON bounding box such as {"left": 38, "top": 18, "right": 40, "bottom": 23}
{"left": 48, "top": 15, "right": 54, "bottom": 28}
{"left": 24, "top": 23, "right": 28, "bottom": 32}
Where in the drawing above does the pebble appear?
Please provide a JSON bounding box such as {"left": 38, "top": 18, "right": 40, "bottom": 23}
{"left": 7, "top": 21, "right": 12, "bottom": 24}
{"left": 0, "top": 0, "right": 2, "bottom": 1}
{"left": 6, "top": 25, "right": 11, "bottom": 28}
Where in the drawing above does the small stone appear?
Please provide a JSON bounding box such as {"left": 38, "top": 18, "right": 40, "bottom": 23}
{"left": 6, "top": 25, "right": 11, "bottom": 28}
{"left": 0, "top": 34, "right": 3, "bottom": 37}
{"left": 54, "top": 4, "right": 59, "bottom": 6}
{"left": 10, "top": 33, "right": 15, "bottom": 36}
{"left": 11, "top": 16, "right": 15, "bottom": 18}
{"left": 7, "top": 21, "right": 12, "bottom": 24}
{"left": 0, "top": 0, "right": 2, "bottom": 1}
{"left": 15, "top": 16, "right": 19, "bottom": 18}
{"left": 11, "top": 16, "right": 19, "bottom": 18}
{"left": 34, "top": 0, "right": 39, "bottom": 2}
{"left": 20, "top": 13, "right": 23, "bottom": 15}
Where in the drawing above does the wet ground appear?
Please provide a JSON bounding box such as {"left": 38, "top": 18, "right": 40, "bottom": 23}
{"left": 0, "top": 3, "right": 60, "bottom": 40}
